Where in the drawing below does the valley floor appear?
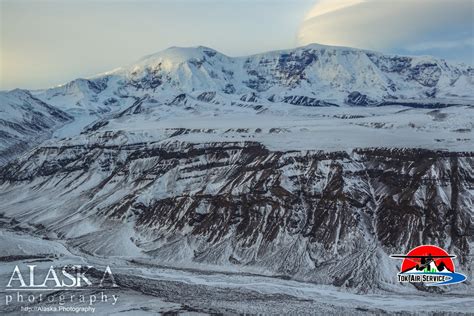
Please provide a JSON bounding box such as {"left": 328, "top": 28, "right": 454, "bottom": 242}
{"left": 1, "top": 229, "right": 472, "bottom": 315}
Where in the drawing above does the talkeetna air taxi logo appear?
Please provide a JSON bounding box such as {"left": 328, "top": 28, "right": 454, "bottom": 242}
{"left": 391, "top": 245, "right": 467, "bottom": 286}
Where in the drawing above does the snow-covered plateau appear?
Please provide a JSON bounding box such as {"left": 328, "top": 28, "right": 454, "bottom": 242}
{"left": 0, "top": 43, "right": 473, "bottom": 314}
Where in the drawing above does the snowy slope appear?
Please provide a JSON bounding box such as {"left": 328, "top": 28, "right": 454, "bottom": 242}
{"left": 0, "top": 89, "right": 72, "bottom": 165}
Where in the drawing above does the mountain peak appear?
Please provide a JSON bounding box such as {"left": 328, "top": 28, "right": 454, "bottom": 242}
{"left": 137, "top": 46, "right": 222, "bottom": 65}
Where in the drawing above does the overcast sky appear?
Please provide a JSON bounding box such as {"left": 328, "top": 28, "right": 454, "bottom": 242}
{"left": 1, "top": 0, "right": 473, "bottom": 90}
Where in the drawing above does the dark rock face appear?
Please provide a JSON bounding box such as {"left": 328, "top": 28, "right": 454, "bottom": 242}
{"left": 240, "top": 92, "right": 259, "bottom": 103}
{"left": 197, "top": 91, "right": 216, "bottom": 102}
{"left": 0, "top": 139, "right": 472, "bottom": 292}
{"left": 346, "top": 91, "right": 378, "bottom": 106}
{"left": 366, "top": 54, "right": 444, "bottom": 88}
{"left": 408, "top": 63, "right": 442, "bottom": 87}
{"left": 170, "top": 93, "right": 188, "bottom": 105}
{"left": 86, "top": 78, "right": 108, "bottom": 94}
{"left": 282, "top": 95, "right": 337, "bottom": 107}
{"left": 274, "top": 49, "right": 317, "bottom": 86}
{"left": 129, "top": 66, "right": 165, "bottom": 90}
{"left": 223, "top": 83, "right": 236, "bottom": 94}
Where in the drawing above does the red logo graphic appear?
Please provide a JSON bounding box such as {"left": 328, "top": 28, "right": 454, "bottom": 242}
{"left": 398, "top": 245, "right": 454, "bottom": 273}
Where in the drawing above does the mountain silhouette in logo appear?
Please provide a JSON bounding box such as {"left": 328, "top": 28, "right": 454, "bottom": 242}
{"left": 401, "top": 253, "right": 454, "bottom": 273}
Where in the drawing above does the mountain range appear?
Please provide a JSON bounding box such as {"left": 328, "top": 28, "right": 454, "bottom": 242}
{"left": 0, "top": 44, "right": 472, "bottom": 302}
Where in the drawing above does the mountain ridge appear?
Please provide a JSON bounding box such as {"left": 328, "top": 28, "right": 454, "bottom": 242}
{"left": 51, "top": 43, "right": 474, "bottom": 85}
{"left": 25, "top": 43, "right": 472, "bottom": 115}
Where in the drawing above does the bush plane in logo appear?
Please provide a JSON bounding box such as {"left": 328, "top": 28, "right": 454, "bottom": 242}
{"left": 390, "top": 245, "right": 467, "bottom": 286}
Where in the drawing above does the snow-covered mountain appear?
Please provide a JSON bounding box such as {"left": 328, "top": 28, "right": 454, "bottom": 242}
{"left": 0, "top": 43, "right": 464, "bottom": 165}
{"left": 35, "top": 43, "right": 473, "bottom": 117}
{"left": 0, "top": 89, "right": 72, "bottom": 165}
{"left": 0, "top": 44, "right": 473, "bottom": 311}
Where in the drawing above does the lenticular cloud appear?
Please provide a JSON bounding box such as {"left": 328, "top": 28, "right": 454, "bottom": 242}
{"left": 298, "top": 0, "right": 473, "bottom": 63}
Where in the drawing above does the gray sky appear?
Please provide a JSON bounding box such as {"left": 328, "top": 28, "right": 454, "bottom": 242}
{"left": 1, "top": 0, "right": 473, "bottom": 90}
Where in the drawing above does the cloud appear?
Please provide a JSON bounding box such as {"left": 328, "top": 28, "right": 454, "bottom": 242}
{"left": 298, "top": 0, "right": 474, "bottom": 63}
{"left": 406, "top": 37, "right": 474, "bottom": 52}
{"left": 304, "top": 0, "right": 366, "bottom": 19}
